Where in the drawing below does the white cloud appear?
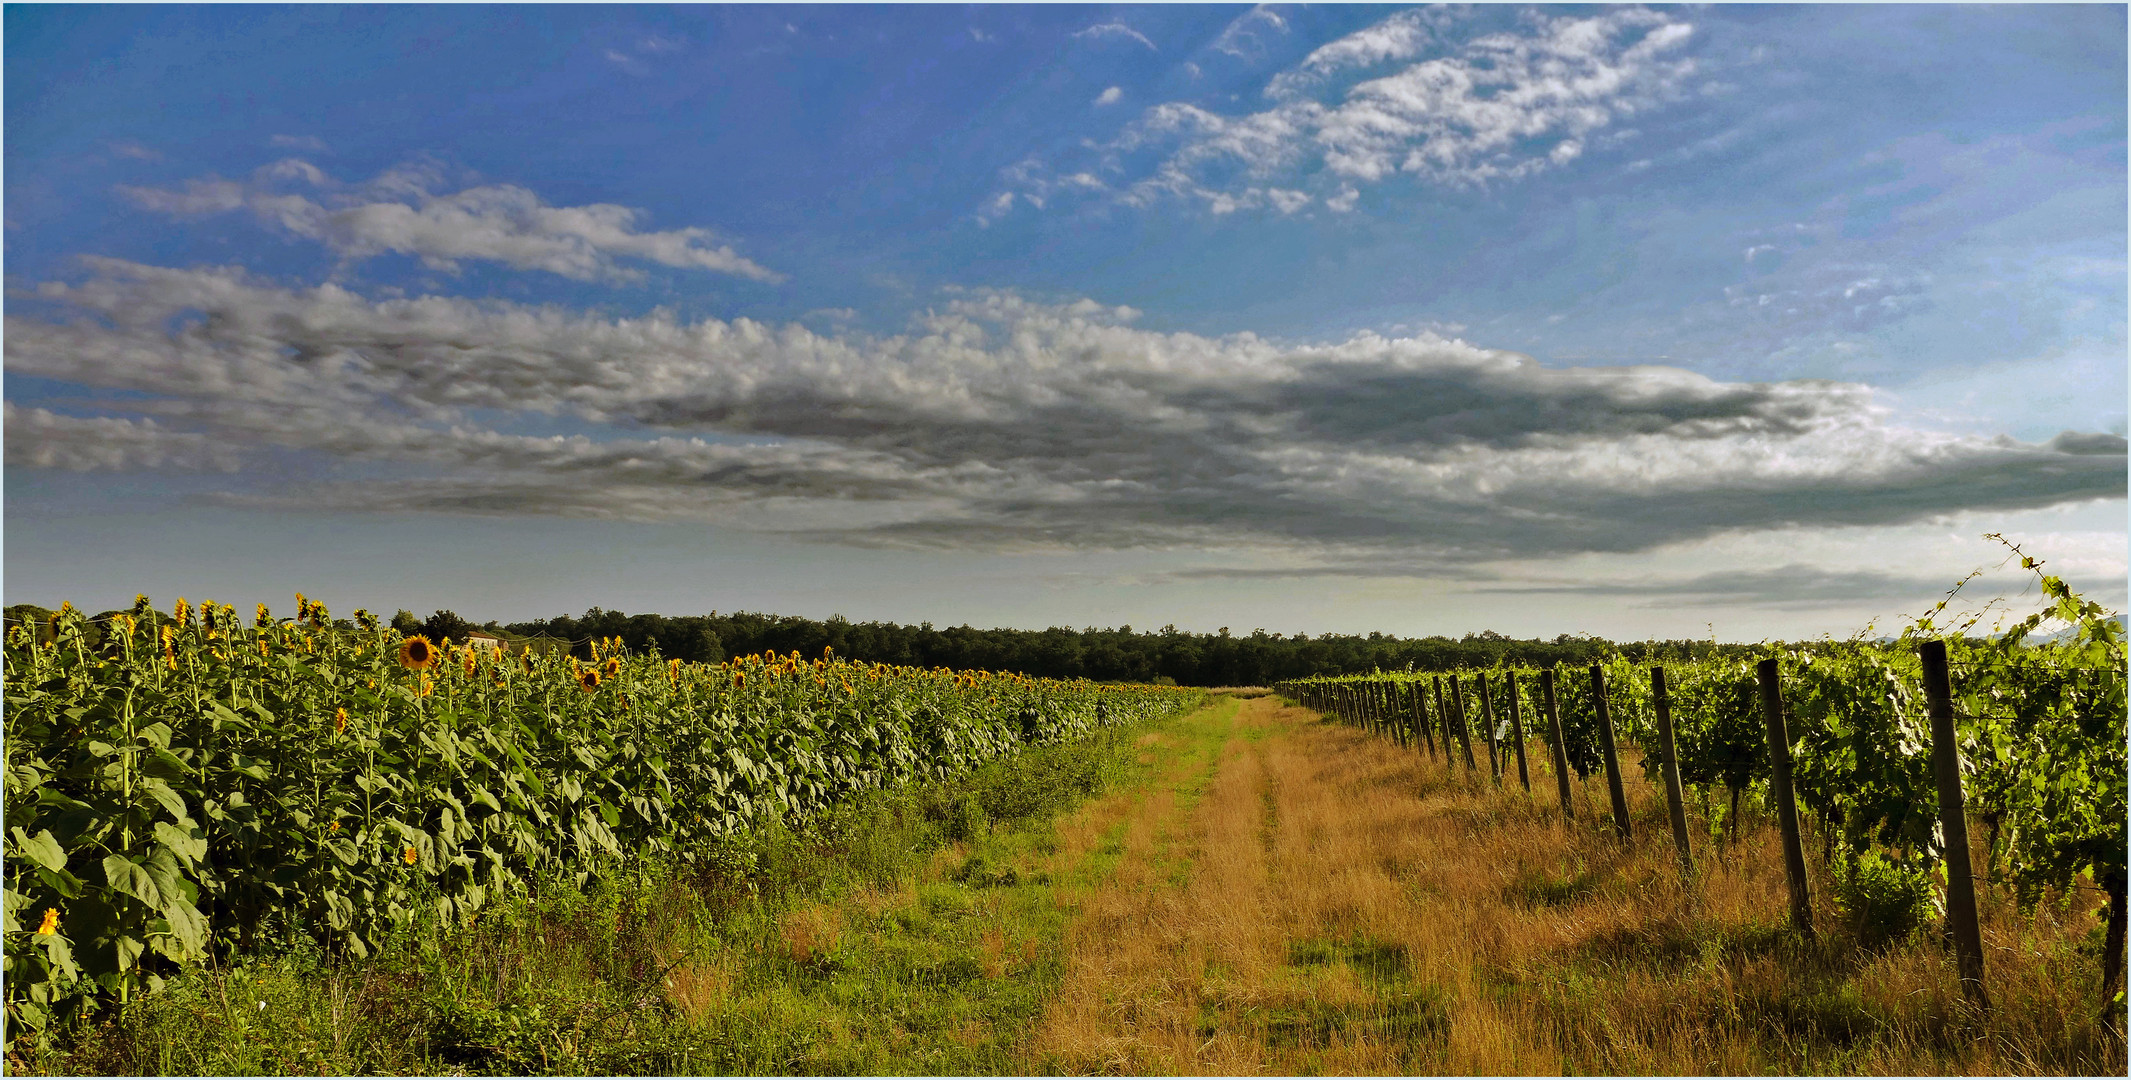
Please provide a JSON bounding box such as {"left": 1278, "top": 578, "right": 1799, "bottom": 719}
{"left": 1074, "top": 21, "right": 1156, "bottom": 52}
{"left": 1095, "top": 86, "right": 1124, "bottom": 107}
{"left": 7, "top": 260, "right": 2119, "bottom": 560}
{"left": 1264, "top": 6, "right": 1442, "bottom": 100}
{"left": 1265, "top": 188, "right": 1311, "bottom": 214}
{"left": 998, "top": 7, "right": 1699, "bottom": 217}
{"left": 1325, "top": 185, "right": 1360, "bottom": 213}
{"left": 269, "top": 134, "right": 330, "bottom": 152}
{"left": 118, "top": 161, "right": 784, "bottom": 284}
{"left": 1211, "top": 5, "right": 1289, "bottom": 60}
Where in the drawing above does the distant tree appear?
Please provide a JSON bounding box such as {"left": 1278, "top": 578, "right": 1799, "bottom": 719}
{"left": 417, "top": 609, "right": 474, "bottom": 644}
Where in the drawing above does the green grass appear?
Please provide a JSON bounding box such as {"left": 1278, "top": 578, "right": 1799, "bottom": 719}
{"left": 9, "top": 704, "right": 1222, "bottom": 1076}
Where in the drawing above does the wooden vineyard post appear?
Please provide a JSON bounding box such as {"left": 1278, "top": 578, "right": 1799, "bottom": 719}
{"left": 1389, "top": 683, "right": 1409, "bottom": 748}
{"left": 1650, "top": 666, "right": 1694, "bottom": 877}
{"left": 1757, "top": 657, "right": 1813, "bottom": 939}
{"left": 1477, "top": 673, "right": 1503, "bottom": 784}
{"left": 1507, "top": 670, "right": 1531, "bottom": 793}
{"left": 1542, "top": 667, "right": 1573, "bottom": 822}
{"left": 1414, "top": 680, "right": 1438, "bottom": 761}
{"left": 1919, "top": 640, "right": 1988, "bottom": 1007}
{"left": 1591, "top": 665, "right": 1632, "bottom": 841}
{"left": 1448, "top": 674, "right": 1479, "bottom": 774}
{"left": 1433, "top": 677, "right": 1457, "bottom": 775}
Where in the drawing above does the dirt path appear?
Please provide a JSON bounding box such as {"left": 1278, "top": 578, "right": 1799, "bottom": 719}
{"left": 1025, "top": 693, "right": 1571, "bottom": 1074}
{"left": 1014, "top": 694, "right": 2116, "bottom": 1076}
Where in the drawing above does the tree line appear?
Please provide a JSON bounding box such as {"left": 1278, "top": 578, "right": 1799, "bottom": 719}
{"left": 493, "top": 606, "right": 1759, "bottom": 687}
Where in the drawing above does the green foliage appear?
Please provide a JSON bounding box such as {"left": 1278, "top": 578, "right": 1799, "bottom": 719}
{"left": 1833, "top": 851, "right": 1939, "bottom": 949}
{"left": 1, "top": 602, "right": 1201, "bottom": 1048}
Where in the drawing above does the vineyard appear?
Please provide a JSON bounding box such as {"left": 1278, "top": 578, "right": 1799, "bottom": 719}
{"left": 3, "top": 560, "right": 2124, "bottom": 1072}
{"left": 0, "top": 595, "right": 1204, "bottom": 1045}
{"left": 1276, "top": 565, "right": 2127, "bottom": 1025}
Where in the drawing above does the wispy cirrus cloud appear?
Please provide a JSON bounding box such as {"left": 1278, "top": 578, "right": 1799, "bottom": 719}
{"left": 7, "top": 259, "right": 2120, "bottom": 562}
{"left": 1209, "top": 5, "right": 1289, "bottom": 60}
{"left": 1074, "top": 21, "right": 1157, "bottom": 52}
{"left": 993, "top": 6, "right": 1698, "bottom": 219}
{"left": 117, "top": 160, "right": 784, "bottom": 284}
{"left": 269, "top": 133, "right": 330, "bottom": 152}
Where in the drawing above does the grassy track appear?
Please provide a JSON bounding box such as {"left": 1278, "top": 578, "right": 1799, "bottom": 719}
{"left": 1027, "top": 695, "right": 2123, "bottom": 1075}
{"left": 15, "top": 693, "right": 2121, "bottom": 1074}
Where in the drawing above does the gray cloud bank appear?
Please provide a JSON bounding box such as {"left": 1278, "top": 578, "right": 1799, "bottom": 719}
{"left": 6, "top": 258, "right": 2122, "bottom": 560}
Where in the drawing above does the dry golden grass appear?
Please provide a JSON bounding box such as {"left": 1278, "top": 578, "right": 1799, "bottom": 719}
{"left": 1025, "top": 695, "right": 2125, "bottom": 1076}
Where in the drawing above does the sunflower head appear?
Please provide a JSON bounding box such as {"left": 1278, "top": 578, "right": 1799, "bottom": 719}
{"left": 462, "top": 646, "right": 478, "bottom": 677}
{"left": 132, "top": 594, "right": 152, "bottom": 617}
{"left": 256, "top": 603, "right": 272, "bottom": 628}
{"left": 334, "top": 707, "right": 348, "bottom": 734}
{"left": 35, "top": 908, "right": 59, "bottom": 936}
{"left": 398, "top": 635, "right": 436, "bottom": 671}
{"left": 579, "top": 668, "right": 602, "bottom": 693}
{"left": 294, "top": 592, "right": 308, "bottom": 621}
{"left": 403, "top": 846, "right": 419, "bottom": 865}
{"left": 604, "top": 657, "right": 621, "bottom": 679}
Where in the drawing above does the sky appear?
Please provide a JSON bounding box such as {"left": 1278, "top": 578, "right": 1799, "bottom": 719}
{"left": 4, "top": 3, "right": 2126, "bottom": 642}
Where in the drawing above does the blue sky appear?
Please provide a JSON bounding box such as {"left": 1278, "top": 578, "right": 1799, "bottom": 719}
{"left": 6, "top": 4, "right": 2125, "bottom": 640}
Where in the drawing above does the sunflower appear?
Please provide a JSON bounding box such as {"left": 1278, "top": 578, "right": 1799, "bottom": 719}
{"left": 173, "top": 597, "right": 190, "bottom": 626}
{"left": 294, "top": 592, "right": 308, "bottom": 622}
{"left": 603, "top": 657, "right": 621, "bottom": 680}
{"left": 256, "top": 603, "right": 271, "bottom": 628}
{"left": 398, "top": 635, "right": 436, "bottom": 670}
{"left": 403, "top": 846, "right": 419, "bottom": 865}
{"left": 462, "top": 646, "right": 478, "bottom": 678}
{"left": 334, "top": 708, "right": 348, "bottom": 734}
{"left": 35, "top": 908, "right": 58, "bottom": 936}
{"left": 579, "top": 668, "right": 602, "bottom": 692}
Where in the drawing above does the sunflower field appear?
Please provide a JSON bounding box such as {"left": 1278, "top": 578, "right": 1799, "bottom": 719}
{"left": 1, "top": 595, "right": 1203, "bottom": 1041}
